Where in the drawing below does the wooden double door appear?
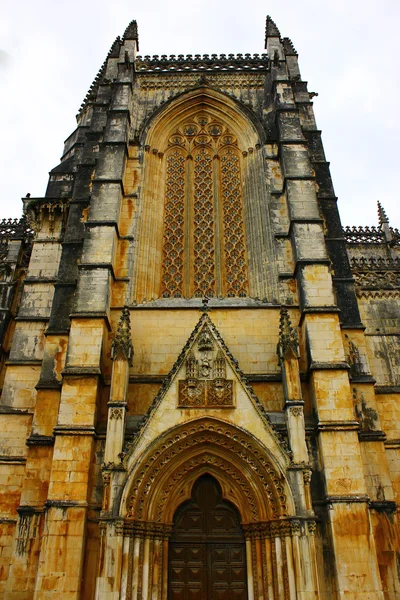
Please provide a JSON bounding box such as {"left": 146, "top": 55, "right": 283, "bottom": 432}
{"left": 168, "top": 474, "right": 248, "bottom": 600}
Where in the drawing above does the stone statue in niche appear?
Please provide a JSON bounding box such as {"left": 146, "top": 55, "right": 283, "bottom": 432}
{"left": 178, "top": 328, "right": 234, "bottom": 407}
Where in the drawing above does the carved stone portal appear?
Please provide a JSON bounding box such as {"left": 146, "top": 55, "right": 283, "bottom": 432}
{"left": 178, "top": 327, "right": 234, "bottom": 407}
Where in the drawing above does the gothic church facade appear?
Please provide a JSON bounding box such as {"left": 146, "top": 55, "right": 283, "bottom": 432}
{"left": 0, "top": 17, "right": 399, "bottom": 600}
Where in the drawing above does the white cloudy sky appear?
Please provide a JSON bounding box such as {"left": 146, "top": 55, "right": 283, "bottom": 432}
{"left": 1, "top": 0, "right": 399, "bottom": 227}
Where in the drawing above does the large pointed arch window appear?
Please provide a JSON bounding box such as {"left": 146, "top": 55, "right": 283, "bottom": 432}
{"left": 160, "top": 114, "right": 249, "bottom": 298}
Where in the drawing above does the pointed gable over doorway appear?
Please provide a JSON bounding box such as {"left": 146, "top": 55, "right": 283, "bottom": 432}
{"left": 123, "top": 311, "right": 290, "bottom": 472}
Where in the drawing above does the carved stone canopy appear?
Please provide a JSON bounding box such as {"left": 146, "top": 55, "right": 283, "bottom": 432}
{"left": 111, "top": 307, "right": 134, "bottom": 365}
{"left": 277, "top": 307, "right": 299, "bottom": 363}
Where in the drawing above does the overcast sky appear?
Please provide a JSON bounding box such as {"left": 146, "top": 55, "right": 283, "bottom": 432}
{"left": 1, "top": 0, "right": 399, "bottom": 227}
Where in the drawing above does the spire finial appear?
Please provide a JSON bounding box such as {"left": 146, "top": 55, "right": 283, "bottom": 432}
{"left": 277, "top": 307, "right": 299, "bottom": 363}
{"left": 111, "top": 307, "right": 133, "bottom": 365}
{"left": 123, "top": 19, "right": 139, "bottom": 47}
{"left": 201, "top": 296, "right": 210, "bottom": 313}
{"left": 377, "top": 201, "right": 389, "bottom": 226}
{"left": 265, "top": 16, "right": 281, "bottom": 40}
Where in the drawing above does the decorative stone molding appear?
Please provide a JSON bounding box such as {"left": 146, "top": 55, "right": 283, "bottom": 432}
{"left": 123, "top": 520, "right": 173, "bottom": 539}
{"left": 290, "top": 519, "right": 301, "bottom": 535}
{"left": 277, "top": 306, "right": 299, "bottom": 363}
{"left": 111, "top": 307, "right": 133, "bottom": 365}
{"left": 178, "top": 330, "right": 234, "bottom": 407}
{"left": 109, "top": 407, "right": 124, "bottom": 420}
{"left": 307, "top": 521, "right": 317, "bottom": 535}
{"left": 137, "top": 72, "right": 266, "bottom": 93}
{"left": 154, "top": 453, "right": 259, "bottom": 521}
{"left": 125, "top": 418, "right": 291, "bottom": 522}
{"left": 303, "top": 470, "right": 312, "bottom": 486}
{"left": 114, "top": 521, "right": 124, "bottom": 536}
{"left": 343, "top": 226, "right": 385, "bottom": 245}
{"left": 101, "top": 472, "right": 111, "bottom": 485}
{"left": 135, "top": 53, "right": 269, "bottom": 73}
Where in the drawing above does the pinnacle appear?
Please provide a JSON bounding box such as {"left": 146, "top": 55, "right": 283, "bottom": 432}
{"left": 123, "top": 19, "right": 139, "bottom": 45}
{"left": 282, "top": 37, "right": 297, "bottom": 56}
{"left": 277, "top": 307, "right": 299, "bottom": 362}
{"left": 111, "top": 307, "right": 134, "bottom": 365}
{"left": 265, "top": 16, "right": 281, "bottom": 38}
{"left": 377, "top": 201, "right": 389, "bottom": 225}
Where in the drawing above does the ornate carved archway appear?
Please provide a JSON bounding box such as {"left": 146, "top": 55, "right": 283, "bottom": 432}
{"left": 95, "top": 418, "right": 320, "bottom": 600}
{"left": 123, "top": 418, "right": 291, "bottom": 524}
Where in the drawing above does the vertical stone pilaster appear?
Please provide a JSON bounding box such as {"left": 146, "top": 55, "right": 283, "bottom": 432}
{"left": 104, "top": 308, "right": 132, "bottom": 466}
{"left": 95, "top": 521, "right": 124, "bottom": 599}
{"left": 277, "top": 307, "right": 309, "bottom": 465}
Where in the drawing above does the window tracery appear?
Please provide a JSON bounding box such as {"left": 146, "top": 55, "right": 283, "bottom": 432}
{"left": 160, "top": 149, "right": 185, "bottom": 298}
{"left": 193, "top": 149, "right": 215, "bottom": 297}
{"left": 160, "top": 114, "right": 249, "bottom": 298}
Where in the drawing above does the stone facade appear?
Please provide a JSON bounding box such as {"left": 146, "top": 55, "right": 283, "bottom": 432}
{"left": 0, "top": 16, "right": 399, "bottom": 600}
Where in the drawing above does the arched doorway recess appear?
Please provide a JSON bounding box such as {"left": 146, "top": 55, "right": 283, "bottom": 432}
{"left": 101, "top": 418, "right": 321, "bottom": 600}
{"left": 169, "top": 474, "right": 248, "bottom": 599}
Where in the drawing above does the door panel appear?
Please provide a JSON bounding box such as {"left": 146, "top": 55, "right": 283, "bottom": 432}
{"left": 168, "top": 475, "right": 248, "bottom": 599}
